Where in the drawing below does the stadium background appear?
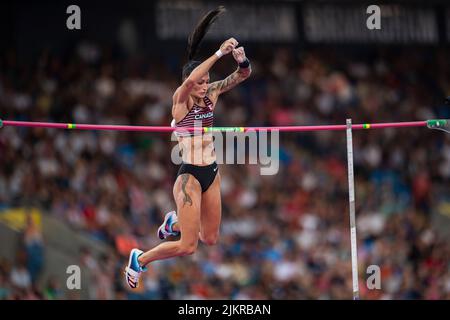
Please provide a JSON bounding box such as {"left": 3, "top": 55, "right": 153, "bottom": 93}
{"left": 0, "top": 0, "right": 449, "bottom": 300}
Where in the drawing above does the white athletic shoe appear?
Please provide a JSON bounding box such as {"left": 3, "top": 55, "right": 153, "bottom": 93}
{"left": 124, "top": 248, "right": 146, "bottom": 289}
{"left": 157, "top": 211, "right": 180, "bottom": 240}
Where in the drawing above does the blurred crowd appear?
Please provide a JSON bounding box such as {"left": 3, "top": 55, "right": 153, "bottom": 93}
{"left": 0, "top": 42, "right": 449, "bottom": 299}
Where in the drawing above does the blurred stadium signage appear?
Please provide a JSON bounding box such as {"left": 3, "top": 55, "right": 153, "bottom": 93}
{"left": 303, "top": 4, "right": 438, "bottom": 44}
{"left": 0, "top": 208, "right": 42, "bottom": 231}
{"left": 155, "top": 0, "right": 298, "bottom": 41}
{"left": 155, "top": 1, "right": 447, "bottom": 44}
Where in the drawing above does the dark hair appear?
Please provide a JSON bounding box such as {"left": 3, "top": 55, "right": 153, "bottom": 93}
{"left": 182, "top": 6, "right": 226, "bottom": 80}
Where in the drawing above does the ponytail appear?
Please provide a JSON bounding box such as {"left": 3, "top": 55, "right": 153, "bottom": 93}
{"left": 187, "top": 6, "right": 226, "bottom": 61}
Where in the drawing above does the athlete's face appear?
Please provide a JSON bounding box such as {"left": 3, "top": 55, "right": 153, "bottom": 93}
{"left": 191, "top": 73, "right": 210, "bottom": 99}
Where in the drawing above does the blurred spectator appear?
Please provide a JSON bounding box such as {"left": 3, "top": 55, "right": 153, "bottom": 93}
{"left": 43, "top": 276, "right": 63, "bottom": 300}
{"left": 9, "top": 253, "right": 31, "bottom": 291}
{"left": 23, "top": 213, "right": 44, "bottom": 285}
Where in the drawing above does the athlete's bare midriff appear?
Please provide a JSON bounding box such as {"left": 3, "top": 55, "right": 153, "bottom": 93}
{"left": 177, "top": 133, "right": 216, "bottom": 166}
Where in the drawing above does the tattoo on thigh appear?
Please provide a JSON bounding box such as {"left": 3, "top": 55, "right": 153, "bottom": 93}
{"left": 181, "top": 174, "right": 193, "bottom": 207}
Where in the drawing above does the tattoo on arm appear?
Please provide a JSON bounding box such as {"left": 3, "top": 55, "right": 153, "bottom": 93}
{"left": 181, "top": 174, "right": 193, "bottom": 207}
{"left": 219, "top": 72, "right": 241, "bottom": 93}
{"left": 207, "top": 82, "right": 221, "bottom": 96}
{"left": 208, "top": 67, "right": 251, "bottom": 96}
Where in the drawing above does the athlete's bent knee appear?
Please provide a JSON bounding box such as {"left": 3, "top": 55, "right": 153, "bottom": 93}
{"left": 179, "top": 242, "right": 198, "bottom": 256}
{"left": 201, "top": 234, "right": 218, "bottom": 246}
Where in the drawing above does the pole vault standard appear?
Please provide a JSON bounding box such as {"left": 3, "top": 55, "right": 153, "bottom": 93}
{"left": 346, "top": 119, "right": 359, "bottom": 300}
{"left": 1, "top": 117, "right": 448, "bottom": 300}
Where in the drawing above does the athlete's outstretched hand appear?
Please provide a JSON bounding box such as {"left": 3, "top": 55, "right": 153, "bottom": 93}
{"left": 232, "top": 46, "right": 247, "bottom": 64}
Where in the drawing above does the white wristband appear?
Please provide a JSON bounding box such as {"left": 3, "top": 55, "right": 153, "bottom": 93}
{"left": 215, "top": 50, "right": 223, "bottom": 58}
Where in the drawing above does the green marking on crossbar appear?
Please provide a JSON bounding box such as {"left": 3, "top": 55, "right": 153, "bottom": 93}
{"left": 427, "top": 119, "right": 448, "bottom": 129}
{"left": 203, "top": 127, "right": 245, "bottom": 132}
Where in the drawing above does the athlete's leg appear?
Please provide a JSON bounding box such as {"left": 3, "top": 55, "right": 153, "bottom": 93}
{"left": 199, "top": 172, "right": 221, "bottom": 246}
{"left": 125, "top": 173, "right": 202, "bottom": 288}
{"left": 138, "top": 173, "right": 202, "bottom": 266}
